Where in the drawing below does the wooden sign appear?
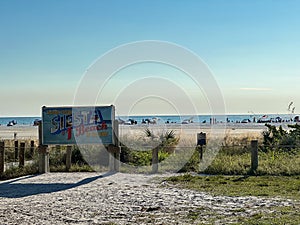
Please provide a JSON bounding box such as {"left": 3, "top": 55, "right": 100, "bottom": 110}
{"left": 42, "top": 105, "right": 115, "bottom": 145}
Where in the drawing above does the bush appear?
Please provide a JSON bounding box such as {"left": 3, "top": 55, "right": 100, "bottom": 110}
{"left": 262, "top": 124, "right": 300, "bottom": 152}
{"left": 120, "top": 129, "right": 179, "bottom": 167}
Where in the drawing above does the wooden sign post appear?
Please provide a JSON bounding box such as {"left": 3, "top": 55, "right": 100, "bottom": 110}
{"left": 108, "top": 120, "right": 120, "bottom": 172}
{"left": 38, "top": 121, "right": 50, "bottom": 173}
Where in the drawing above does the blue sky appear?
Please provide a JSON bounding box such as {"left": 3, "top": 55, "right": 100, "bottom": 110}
{"left": 0, "top": 0, "right": 299, "bottom": 116}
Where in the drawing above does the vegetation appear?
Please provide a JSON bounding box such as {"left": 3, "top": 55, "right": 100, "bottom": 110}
{"left": 0, "top": 163, "right": 38, "bottom": 180}
{"left": 166, "top": 173, "right": 300, "bottom": 200}
{"left": 163, "top": 125, "right": 300, "bottom": 224}
{"left": 2, "top": 123, "right": 300, "bottom": 178}
{"left": 202, "top": 148, "right": 300, "bottom": 176}
{"left": 49, "top": 145, "right": 94, "bottom": 172}
{"left": 120, "top": 129, "right": 179, "bottom": 167}
{"left": 45, "top": 124, "right": 300, "bottom": 175}
{"left": 165, "top": 174, "right": 300, "bottom": 224}
{"left": 175, "top": 124, "right": 300, "bottom": 175}
{"left": 262, "top": 123, "right": 300, "bottom": 152}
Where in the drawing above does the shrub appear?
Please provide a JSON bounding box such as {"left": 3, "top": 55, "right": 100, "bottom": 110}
{"left": 262, "top": 124, "right": 300, "bottom": 152}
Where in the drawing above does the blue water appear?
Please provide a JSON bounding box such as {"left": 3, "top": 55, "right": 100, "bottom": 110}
{"left": 0, "top": 114, "right": 296, "bottom": 126}
{"left": 0, "top": 117, "right": 41, "bottom": 126}
{"left": 118, "top": 114, "right": 295, "bottom": 124}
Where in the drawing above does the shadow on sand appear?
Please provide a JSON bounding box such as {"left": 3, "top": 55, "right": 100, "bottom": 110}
{"left": 0, "top": 172, "right": 115, "bottom": 198}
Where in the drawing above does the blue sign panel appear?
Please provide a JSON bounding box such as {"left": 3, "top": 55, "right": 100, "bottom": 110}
{"left": 42, "top": 105, "right": 115, "bottom": 145}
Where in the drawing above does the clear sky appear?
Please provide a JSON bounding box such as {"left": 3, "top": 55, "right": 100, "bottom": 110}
{"left": 0, "top": 0, "right": 299, "bottom": 116}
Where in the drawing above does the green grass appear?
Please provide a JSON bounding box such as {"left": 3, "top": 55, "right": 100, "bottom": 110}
{"left": 165, "top": 174, "right": 300, "bottom": 224}
{"left": 201, "top": 149, "right": 300, "bottom": 176}
{"left": 49, "top": 163, "right": 94, "bottom": 172}
{"left": 166, "top": 174, "right": 300, "bottom": 200}
{"left": 185, "top": 206, "right": 300, "bottom": 224}
{"left": 232, "top": 207, "right": 300, "bottom": 225}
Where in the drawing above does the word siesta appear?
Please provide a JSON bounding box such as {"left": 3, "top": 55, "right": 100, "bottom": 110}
{"left": 50, "top": 110, "right": 108, "bottom": 139}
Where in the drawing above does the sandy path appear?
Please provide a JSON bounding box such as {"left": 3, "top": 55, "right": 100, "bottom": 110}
{"left": 0, "top": 173, "right": 296, "bottom": 224}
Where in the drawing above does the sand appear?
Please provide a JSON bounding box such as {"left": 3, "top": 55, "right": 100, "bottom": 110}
{"left": 0, "top": 121, "right": 295, "bottom": 141}
{"left": 0, "top": 123, "right": 267, "bottom": 142}
{"left": 0, "top": 172, "right": 297, "bottom": 224}
{"left": 0, "top": 126, "right": 38, "bottom": 140}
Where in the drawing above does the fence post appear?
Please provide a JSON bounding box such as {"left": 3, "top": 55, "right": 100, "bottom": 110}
{"left": 0, "top": 142, "right": 4, "bottom": 174}
{"left": 108, "top": 120, "right": 121, "bottom": 172}
{"left": 38, "top": 121, "right": 50, "bottom": 173}
{"left": 152, "top": 147, "right": 159, "bottom": 174}
{"left": 197, "top": 133, "right": 207, "bottom": 169}
{"left": 19, "top": 142, "right": 25, "bottom": 168}
{"left": 66, "top": 145, "right": 72, "bottom": 171}
{"left": 113, "top": 120, "right": 120, "bottom": 172}
{"left": 14, "top": 140, "right": 18, "bottom": 162}
{"left": 30, "top": 140, "right": 35, "bottom": 156}
{"left": 251, "top": 140, "right": 258, "bottom": 172}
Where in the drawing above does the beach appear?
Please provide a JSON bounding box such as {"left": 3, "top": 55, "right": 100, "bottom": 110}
{"left": 0, "top": 126, "right": 38, "bottom": 141}
{"left": 0, "top": 123, "right": 267, "bottom": 140}
{"left": 119, "top": 123, "right": 269, "bottom": 137}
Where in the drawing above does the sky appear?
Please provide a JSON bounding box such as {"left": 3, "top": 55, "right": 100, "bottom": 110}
{"left": 0, "top": 0, "right": 299, "bottom": 116}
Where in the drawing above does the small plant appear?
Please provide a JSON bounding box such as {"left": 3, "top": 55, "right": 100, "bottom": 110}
{"left": 120, "top": 129, "right": 179, "bottom": 167}
{"left": 144, "top": 128, "right": 154, "bottom": 138}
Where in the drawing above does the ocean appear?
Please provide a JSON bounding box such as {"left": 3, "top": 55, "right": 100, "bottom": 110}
{"left": 0, "top": 117, "right": 40, "bottom": 126}
{"left": 0, "top": 114, "right": 296, "bottom": 126}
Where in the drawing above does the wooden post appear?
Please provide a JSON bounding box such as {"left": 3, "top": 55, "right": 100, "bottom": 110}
{"left": 108, "top": 119, "right": 121, "bottom": 172}
{"left": 108, "top": 145, "right": 115, "bottom": 171}
{"left": 66, "top": 145, "right": 72, "bottom": 171}
{"left": 38, "top": 121, "right": 50, "bottom": 173}
{"left": 199, "top": 146, "right": 203, "bottom": 161}
{"left": 0, "top": 142, "right": 4, "bottom": 174}
{"left": 14, "top": 141, "right": 18, "bottom": 162}
{"left": 152, "top": 147, "right": 159, "bottom": 174}
{"left": 30, "top": 140, "right": 35, "bottom": 157}
{"left": 19, "top": 142, "right": 25, "bottom": 168}
{"left": 108, "top": 145, "right": 121, "bottom": 172}
{"left": 251, "top": 140, "right": 258, "bottom": 172}
{"left": 113, "top": 120, "right": 120, "bottom": 172}
{"left": 197, "top": 132, "right": 206, "bottom": 163}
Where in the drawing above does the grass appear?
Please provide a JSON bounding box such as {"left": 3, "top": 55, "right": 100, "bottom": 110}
{"left": 50, "top": 163, "right": 94, "bottom": 172}
{"left": 232, "top": 207, "right": 300, "bottom": 225}
{"left": 202, "top": 149, "right": 300, "bottom": 176}
{"left": 0, "top": 163, "right": 39, "bottom": 180}
{"left": 166, "top": 174, "right": 300, "bottom": 200}
{"left": 165, "top": 174, "right": 300, "bottom": 224}
{"left": 185, "top": 206, "right": 300, "bottom": 224}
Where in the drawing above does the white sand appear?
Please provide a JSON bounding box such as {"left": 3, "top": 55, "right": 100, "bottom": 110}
{"left": 0, "top": 126, "right": 38, "bottom": 140}
{"left": 0, "top": 122, "right": 284, "bottom": 141}
{"left": 0, "top": 122, "right": 295, "bottom": 141}
{"left": 0, "top": 173, "right": 297, "bottom": 224}
{"left": 119, "top": 123, "right": 268, "bottom": 140}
